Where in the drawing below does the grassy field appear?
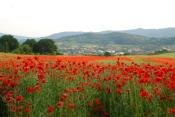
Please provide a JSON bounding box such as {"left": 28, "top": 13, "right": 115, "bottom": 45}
{"left": 98, "top": 52, "right": 175, "bottom": 65}
{"left": 1, "top": 53, "right": 175, "bottom": 117}
{"left": 153, "top": 52, "right": 175, "bottom": 58}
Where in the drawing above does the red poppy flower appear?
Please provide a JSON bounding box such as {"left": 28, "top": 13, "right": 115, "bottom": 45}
{"left": 139, "top": 89, "right": 151, "bottom": 102}
{"left": 48, "top": 105, "right": 54, "bottom": 113}
{"left": 56, "top": 101, "right": 64, "bottom": 108}
{"left": 24, "top": 108, "right": 31, "bottom": 113}
{"left": 16, "top": 95, "right": 24, "bottom": 102}
{"left": 68, "top": 102, "right": 75, "bottom": 109}
{"left": 94, "top": 99, "right": 101, "bottom": 105}
{"left": 168, "top": 107, "right": 175, "bottom": 114}
{"left": 63, "top": 93, "right": 69, "bottom": 99}
{"left": 27, "top": 87, "right": 34, "bottom": 94}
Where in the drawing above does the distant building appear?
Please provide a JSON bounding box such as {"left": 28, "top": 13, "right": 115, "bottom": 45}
{"left": 115, "top": 52, "right": 125, "bottom": 55}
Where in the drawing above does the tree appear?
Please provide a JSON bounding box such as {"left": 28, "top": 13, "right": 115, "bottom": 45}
{"left": 0, "top": 35, "right": 19, "bottom": 52}
{"left": 22, "top": 39, "right": 37, "bottom": 48}
{"left": 33, "top": 39, "right": 57, "bottom": 54}
{"left": 13, "top": 44, "right": 32, "bottom": 54}
{"left": 104, "top": 51, "right": 111, "bottom": 56}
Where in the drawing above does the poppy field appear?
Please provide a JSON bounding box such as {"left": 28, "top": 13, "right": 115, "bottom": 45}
{"left": 1, "top": 54, "right": 175, "bottom": 117}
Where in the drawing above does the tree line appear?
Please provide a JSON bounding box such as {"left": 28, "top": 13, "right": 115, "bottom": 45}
{"left": 0, "top": 35, "right": 60, "bottom": 55}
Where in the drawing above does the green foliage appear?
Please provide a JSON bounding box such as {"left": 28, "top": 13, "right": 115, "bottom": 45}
{"left": 13, "top": 44, "right": 32, "bottom": 54}
{"left": 0, "top": 97, "right": 8, "bottom": 117}
{"left": 55, "top": 32, "right": 155, "bottom": 46}
{"left": 0, "top": 35, "right": 19, "bottom": 52}
{"left": 56, "top": 51, "right": 64, "bottom": 55}
{"left": 33, "top": 39, "right": 57, "bottom": 54}
{"left": 22, "top": 39, "right": 37, "bottom": 48}
{"left": 104, "top": 52, "right": 111, "bottom": 56}
{"left": 154, "top": 49, "right": 169, "bottom": 55}
{"left": 123, "top": 52, "right": 131, "bottom": 55}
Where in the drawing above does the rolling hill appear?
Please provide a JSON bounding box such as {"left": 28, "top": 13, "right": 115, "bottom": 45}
{"left": 54, "top": 31, "right": 175, "bottom": 53}
{"left": 122, "top": 28, "right": 175, "bottom": 38}
{"left": 55, "top": 32, "right": 153, "bottom": 45}
{"left": 45, "top": 32, "right": 87, "bottom": 39}
{"left": 1, "top": 28, "right": 175, "bottom": 53}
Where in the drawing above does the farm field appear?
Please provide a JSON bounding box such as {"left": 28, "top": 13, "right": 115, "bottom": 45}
{"left": 1, "top": 53, "right": 175, "bottom": 117}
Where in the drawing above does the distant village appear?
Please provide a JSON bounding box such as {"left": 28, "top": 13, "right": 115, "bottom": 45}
{"left": 59, "top": 46, "right": 171, "bottom": 55}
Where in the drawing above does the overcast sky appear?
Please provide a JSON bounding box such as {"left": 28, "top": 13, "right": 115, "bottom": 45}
{"left": 0, "top": 0, "right": 175, "bottom": 37}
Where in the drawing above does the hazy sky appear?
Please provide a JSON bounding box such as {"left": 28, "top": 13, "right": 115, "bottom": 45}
{"left": 0, "top": 0, "right": 175, "bottom": 37}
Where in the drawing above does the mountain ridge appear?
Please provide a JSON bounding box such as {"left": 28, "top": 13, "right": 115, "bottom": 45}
{"left": 45, "top": 31, "right": 87, "bottom": 39}
{"left": 1, "top": 27, "right": 175, "bottom": 40}
{"left": 122, "top": 27, "right": 175, "bottom": 38}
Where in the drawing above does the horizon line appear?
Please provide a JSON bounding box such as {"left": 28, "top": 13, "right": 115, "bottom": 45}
{"left": 1, "top": 27, "right": 175, "bottom": 38}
